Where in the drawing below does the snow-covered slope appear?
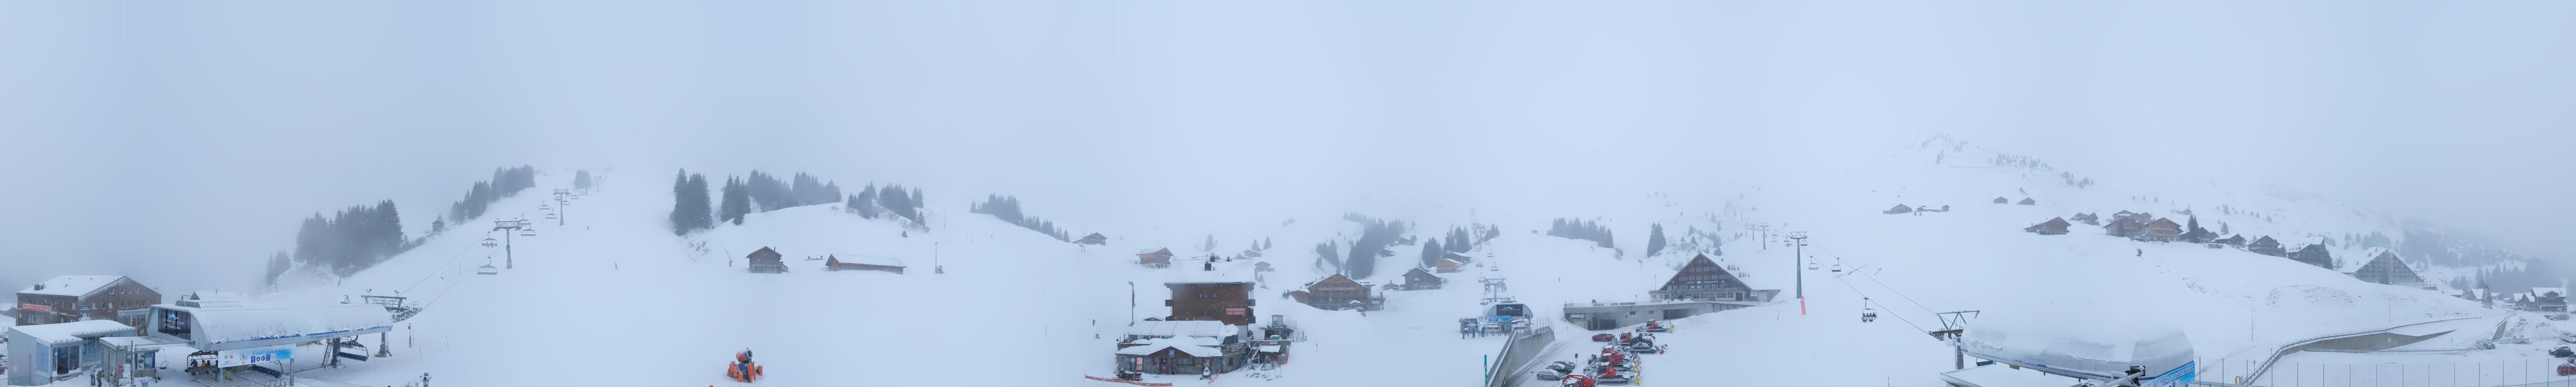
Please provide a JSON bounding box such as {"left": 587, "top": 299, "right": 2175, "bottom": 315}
{"left": 209, "top": 134, "right": 2547, "bottom": 387}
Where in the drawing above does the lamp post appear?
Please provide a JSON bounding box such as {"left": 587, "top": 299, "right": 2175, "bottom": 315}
{"left": 932, "top": 239, "right": 961, "bottom": 274}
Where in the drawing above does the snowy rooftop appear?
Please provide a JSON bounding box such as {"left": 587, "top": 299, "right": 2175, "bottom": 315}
{"left": 1961, "top": 311, "right": 2193, "bottom": 381}
{"left": 7, "top": 320, "right": 133, "bottom": 345}
{"left": 1115, "top": 337, "right": 1222, "bottom": 357}
{"left": 1164, "top": 260, "right": 1259, "bottom": 283}
{"left": 1125, "top": 320, "right": 1239, "bottom": 339}
{"left": 181, "top": 303, "right": 394, "bottom": 346}
{"left": 2536, "top": 288, "right": 2566, "bottom": 297}
{"left": 18, "top": 275, "right": 128, "bottom": 297}
{"left": 832, "top": 255, "right": 905, "bottom": 267}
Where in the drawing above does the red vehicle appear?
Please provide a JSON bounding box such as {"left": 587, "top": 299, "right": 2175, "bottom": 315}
{"left": 1591, "top": 333, "right": 1615, "bottom": 342}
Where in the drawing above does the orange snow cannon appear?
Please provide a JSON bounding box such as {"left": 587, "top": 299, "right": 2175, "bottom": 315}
{"left": 727, "top": 350, "right": 765, "bottom": 382}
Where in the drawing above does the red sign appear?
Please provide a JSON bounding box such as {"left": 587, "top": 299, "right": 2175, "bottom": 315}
{"left": 1225, "top": 308, "right": 1248, "bottom": 316}
{"left": 19, "top": 303, "right": 48, "bottom": 313}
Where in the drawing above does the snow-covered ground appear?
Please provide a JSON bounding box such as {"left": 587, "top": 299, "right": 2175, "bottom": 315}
{"left": 71, "top": 135, "right": 2553, "bottom": 387}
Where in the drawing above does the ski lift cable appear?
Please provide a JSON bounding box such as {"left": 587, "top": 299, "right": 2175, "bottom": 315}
{"left": 1815, "top": 245, "right": 1952, "bottom": 316}
{"left": 401, "top": 230, "right": 498, "bottom": 296}
{"left": 1833, "top": 275, "right": 1931, "bottom": 334}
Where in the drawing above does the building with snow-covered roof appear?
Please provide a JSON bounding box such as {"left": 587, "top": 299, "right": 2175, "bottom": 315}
{"left": 2137, "top": 218, "right": 2183, "bottom": 242}
{"left": 2287, "top": 243, "right": 2334, "bottom": 268}
{"left": 1075, "top": 233, "right": 1108, "bottom": 245}
{"left": 2023, "top": 218, "right": 2070, "bottom": 235}
{"left": 1116, "top": 320, "right": 1252, "bottom": 375}
{"left": 1401, "top": 268, "right": 1443, "bottom": 290}
{"left": 1651, "top": 254, "right": 1756, "bottom": 302}
{"left": 2533, "top": 288, "right": 2568, "bottom": 313}
{"left": 823, "top": 254, "right": 906, "bottom": 274}
{"left": 2342, "top": 250, "right": 2424, "bottom": 287}
{"left": 1884, "top": 204, "right": 1914, "bottom": 214}
{"left": 1164, "top": 274, "right": 1256, "bottom": 326}
{"left": 1138, "top": 248, "right": 1175, "bottom": 268}
{"left": 5, "top": 320, "right": 135, "bottom": 385}
{"left": 1293, "top": 273, "right": 1381, "bottom": 311}
{"left": 145, "top": 301, "right": 391, "bottom": 352}
{"left": 1434, "top": 257, "right": 1465, "bottom": 273}
{"left": 15, "top": 275, "right": 160, "bottom": 327}
{"left": 744, "top": 247, "right": 788, "bottom": 274}
{"left": 2248, "top": 236, "right": 2285, "bottom": 256}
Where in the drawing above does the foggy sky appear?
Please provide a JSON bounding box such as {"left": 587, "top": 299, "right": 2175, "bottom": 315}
{"left": 3, "top": 0, "right": 2571, "bottom": 293}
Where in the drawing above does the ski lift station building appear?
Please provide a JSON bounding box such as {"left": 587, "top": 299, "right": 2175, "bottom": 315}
{"left": 4, "top": 320, "right": 135, "bottom": 385}
{"left": 103, "top": 299, "right": 396, "bottom": 382}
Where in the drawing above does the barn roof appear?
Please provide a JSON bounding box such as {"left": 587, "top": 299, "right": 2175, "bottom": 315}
{"left": 19, "top": 275, "right": 131, "bottom": 298}
{"left": 830, "top": 254, "right": 905, "bottom": 267}
{"left": 2536, "top": 288, "right": 2566, "bottom": 298}
{"left": 6, "top": 320, "right": 133, "bottom": 346}
{"left": 1139, "top": 247, "right": 1173, "bottom": 256}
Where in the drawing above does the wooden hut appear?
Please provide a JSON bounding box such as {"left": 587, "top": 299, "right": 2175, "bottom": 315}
{"left": 1884, "top": 204, "right": 1914, "bottom": 214}
{"left": 1402, "top": 268, "right": 1443, "bottom": 290}
{"left": 1297, "top": 274, "right": 1380, "bottom": 311}
{"left": 1993, "top": 197, "right": 2009, "bottom": 204}
{"left": 1076, "top": 233, "right": 1109, "bottom": 245}
{"left": 745, "top": 247, "right": 788, "bottom": 274}
{"left": 1138, "top": 248, "right": 1175, "bottom": 268}
{"left": 2345, "top": 251, "right": 2423, "bottom": 286}
{"left": 2017, "top": 198, "right": 2037, "bottom": 206}
{"left": 824, "top": 255, "right": 907, "bottom": 274}
{"left": 1433, "top": 258, "right": 1465, "bottom": 273}
{"left": 2023, "top": 217, "right": 2071, "bottom": 235}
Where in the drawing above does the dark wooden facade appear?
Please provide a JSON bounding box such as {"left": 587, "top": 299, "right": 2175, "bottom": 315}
{"left": 1650, "top": 254, "right": 1753, "bottom": 301}
{"left": 1138, "top": 248, "right": 1175, "bottom": 268}
{"left": 823, "top": 255, "right": 906, "bottom": 274}
{"left": 2024, "top": 217, "right": 2071, "bottom": 235}
{"left": 2248, "top": 236, "right": 2285, "bottom": 256}
{"left": 1402, "top": 268, "right": 1443, "bottom": 290}
{"left": 1297, "top": 273, "right": 1378, "bottom": 311}
{"left": 2349, "top": 251, "right": 2422, "bottom": 286}
{"left": 15, "top": 276, "right": 160, "bottom": 327}
{"left": 1166, "top": 282, "right": 1257, "bottom": 325}
{"left": 746, "top": 247, "right": 788, "bottom": 273}
{"left": 2287, "top": 244, "right": 2333, "bottom": 268}
{"left": 1076, "top": 233, "right": 1109, "bottom": 245}
{"left": 2139, "top": 218, "right": 2183, "bottom": 242}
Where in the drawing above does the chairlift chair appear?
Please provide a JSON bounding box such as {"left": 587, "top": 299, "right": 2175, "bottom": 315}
{"left": 1808, "top": 261, "right": 1819, "bottom": 270}
{"left": 520, "top": 227, "right": 537, "bottom": 237}
{"left": 480, "top": 238, "right": 498, "bottom": 247}
{"left": 476, "top": 258, "right": 499, "bottom": 275}
{"left": 1831, "top": 263, "right": 1844, "bottom": 273}
{"left": 1861, "top": 298, "right": 1878, "bottom": 323}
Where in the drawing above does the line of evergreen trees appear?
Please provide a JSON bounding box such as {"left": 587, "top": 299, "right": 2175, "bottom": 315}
{"left": 573, "top": 170, "right": 593, "bottom": 189}
{"left": 1547, "top": 218, "right": 1615, "bottom": 248}
{"left": 969, "top": 194, "right": 1071, "bottom": 241}
{"left": 446, "top": 165, "right": 537, "bottom": 223}
{"left": 1313, "top": 241, "right": 1341, "bottom": 272}
{"left": 1339, "top": 214, "right": 1409, "bottom": 280}
{"left": 669, "top": 170, "right": 714, "bottom": 235}
{"left": 1421, "top": 225, "right": 1480, "bottom": 267}
{"left": 844, "top": 183, "right": 927, "bottom": 226}
{"left": 293, "top": 200, "right": 412, "bottom": 277}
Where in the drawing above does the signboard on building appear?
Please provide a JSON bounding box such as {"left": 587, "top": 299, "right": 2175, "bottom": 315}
{"left": 218, "top": 344, "right": 294, "bottom": 368}
{"left": 1225, "top": 308, "right": 1247, "bottom": 316}
{"left": 20, "top": 303, "right": 48, "bottom": 313}
{"left": 116, "top": 309, "right": 148, "bottom": 317}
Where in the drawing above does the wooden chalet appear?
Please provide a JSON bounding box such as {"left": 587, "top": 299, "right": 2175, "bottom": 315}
{"left": 2535, "top": 288, "right": 2569, "bottom": 313}
{"left": 824, "top": 255, "right": 906, "bottom": 274}
{"left": 2104, "top": 218, "right": 2148, "bottom": 238}
{"left": 745, "top": 247, "right": 788, "bottom": 274}
{"left": 2346, "top": 251, "right": 2423, "bottom": 286}
{"left": 1295, "top": 273, "right": 1381, "bottom": 311}
{"left": 2070, "top": 213, "right": 2100, "bottom": 225}
{"left": 1433, "top": 258, "right": 1465, "bottom": 273}
{"left": 2023, "top": 217, "right": 2071, "bottom": 235}
{"left": 1165, "top": 281, "right": 1256, "bottom": 325}
{"left": 2209, "top": 234, "right": 2246, "bottom": 248}
{"left": 1138, "top": 248, "right": 1176, "bottom": 268}
{"left": 1993, "top": 197, "right": 2009, "bottom": 204}
{"left": 2017, "top": 198, "right": 2037, "bottom": 205}
{"left": 2138, "top": 218, "right": 2183, "bottom": 242}
{"left": 2287, "top": 244, "right": 2333, "bottom": 268}
{"left": 2248, "top": 236, "right": 2285, "bottom": 256}
{"left": 15, "top": 276, "right": 160, "bottom": 327}
{"left": 1441, "top": 251, "right": 1474, "bottom": 264}
{"left": 1401, "top": 268, "right": 1443, "bottom": 290}
{"left": 1076, "top": 233, "right": 1109, "bottom": 245}
{"left": 1884, "top": 204, "right": 1914, "bottom": 214}
{"left": 1650, "top": 254, "right": 1754, "bottom": 302}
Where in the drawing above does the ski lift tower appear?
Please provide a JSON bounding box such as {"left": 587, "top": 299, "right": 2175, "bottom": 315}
{"left": 1480, "top": 277, "right": 1512, "bottom": 306}
{"left": 493, "top": 220, "right": 526, "bottom": 268}
{"left": 1785, "top": 231, "right": 1809, "bottom": 314}
{"left": 552, "top": 189, "right": 572, "bottom": 225}
{"left": 1934, "top": 310, "right": 1982, "bottom": 369}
